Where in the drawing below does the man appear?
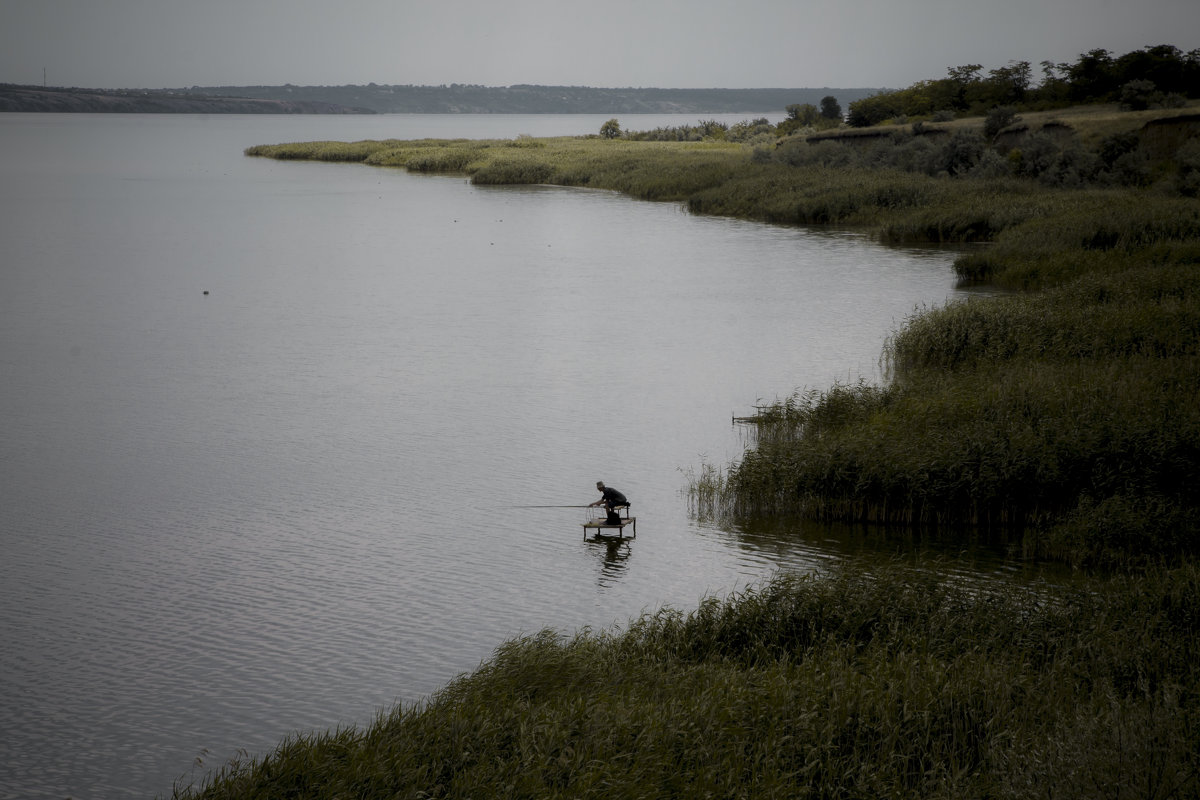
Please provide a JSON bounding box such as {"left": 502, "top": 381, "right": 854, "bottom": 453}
{"left": 589, "top": 481, "right": 628, "bottom": 525}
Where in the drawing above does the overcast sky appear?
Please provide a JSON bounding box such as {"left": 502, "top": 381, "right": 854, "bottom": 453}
{"left": 2, "top": 0, "right": 1198, "bottom": 90}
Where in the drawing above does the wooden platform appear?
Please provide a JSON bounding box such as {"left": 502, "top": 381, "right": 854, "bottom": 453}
{"left": 582, "top": 507, "right": 636, "bottom": 540}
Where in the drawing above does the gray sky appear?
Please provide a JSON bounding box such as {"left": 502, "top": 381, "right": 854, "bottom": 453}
{"left": 2, "top": 0, "right": 1198, "bottom": 90}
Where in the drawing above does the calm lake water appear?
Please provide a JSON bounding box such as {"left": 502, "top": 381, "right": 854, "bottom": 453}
{"left": 0, "top": 113, "right": 1043, "bottom": 799}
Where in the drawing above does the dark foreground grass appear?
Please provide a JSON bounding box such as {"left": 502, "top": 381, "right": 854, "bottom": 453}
{"left": 172, "top": 564, "right": 1200, "bottom": 800}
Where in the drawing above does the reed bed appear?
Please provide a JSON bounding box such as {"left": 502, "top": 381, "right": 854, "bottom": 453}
{"left": 244, "top": 140, "right": 400, "bottom": 162}
{"left": 172, "top": 563, "right": 1200, "bottom": 800}
{"left": 682, "top": 162, "right": 1198, "bottom": 565}
{"left": 721, "top": 213, "right": 1200, "bottom": 566}
{"left": 887, "top": 265, "right": 1200, "bottom": 372}
{"left": 246, "top": 136, "right": 750, "bottom": 200}
{"left": 728, "top": 358, "right": 1199, "bottom": 561}
{"left": 468, "top": 139, "right": 750, "bottom": 201}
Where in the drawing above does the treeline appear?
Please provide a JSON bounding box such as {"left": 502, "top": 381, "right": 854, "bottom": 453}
{"left": 602, "top": 116, "right": 778, "bottom": 142}
{"left": 610, "top": 106, "right": 1199, "bottom": 195}
{"left": 848, "top": 44, "right": 1200, "bottom": 126}
{"left": 608, "top": 97, "right": 841, "bottom": 142}
{"left": 766, "top": 115, "right": 1200, "bottom": 194}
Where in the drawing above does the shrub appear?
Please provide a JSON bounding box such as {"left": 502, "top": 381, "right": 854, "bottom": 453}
{"left": 938, "top": 129, "right": 987, "bottom": 176}
{"left": 726, "top": 118, "right": 776, "bottom": 143}
{"left": 984, "top": 106, "right": 1020, "bottom": 138}
{"left": 1105, "top": 149, "right": 1153, "bottom": 187}
{"left": 890, "top": 136, "right": 937, "bottom": 173}
{"left": 802, "top": 140, "right": 855, "bottom": 168}
{"left": 848, "top": 92, "right": 903, "bottom": 127}
{"left": 1119, "top": 79, "right": 1160, "bottom": 110}
{"left": 971, "top": 148, "right": 1011, "bottom": 179}
{"left": 819, "top": 95, "right": 842, "bottom": 120}
{"left": 1008, "top": 134, "right": 1103, "bottom": 187}
{"left": 1047, "top": 493, "right": 1198, "bottom": 567}
{"left": 1098, "top": 130, "right": 1141, "bottom": 168}
{"left": 1174, "top": 138, "right": 1200, "bottom": 197}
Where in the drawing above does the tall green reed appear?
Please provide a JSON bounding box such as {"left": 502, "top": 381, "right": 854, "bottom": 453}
{"left": 173, "top": 564, "right": 1200, "bottom": 800}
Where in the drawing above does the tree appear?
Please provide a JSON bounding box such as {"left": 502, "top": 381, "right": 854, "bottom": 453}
{"left": 947, "top": 64, "right": 983, "bottom": 84}
{"left": 1115, "top": 45, "right": 1190, "bottom": 96}
{"left": 984, "top": 106, "right": 1019, "bottom": 138}
{"left": 945, "top": 64, "right": 982, "bottom": 110}
{"left": 697, "top": 119, "right": 728, "bottom": 139}
{"left": 984, "top": 61, "right": 1032, "bottom": 105}
{"left": 786, "top": 103, "right": 820, "bottom": 125}
{"left": 1035, "top": 60, "right": 1071, "bottom": 104}
{"left": 847, "top": 90, "right": 914, "bottom": 127}
{"left": 599, "top": 118, "right": 621, "bottom": 139}
{"left": 1067, "top": 49, "right": 1118, "bottom": 100}
{"left": 779, "top": 104, "right": 820, "bottom": 135}
{"left": 819, "top": 95, "right": 842, "bottom": 121}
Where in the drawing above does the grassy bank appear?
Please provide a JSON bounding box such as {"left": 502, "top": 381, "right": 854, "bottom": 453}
{"left": 173, "top": 564, "right": 1200, "bottom": 799}
{"left": 245, "top": 135, "right": 753, "bottom": 200}
{"left": 707, "top": 177, "right": 1200, "bottom": 567}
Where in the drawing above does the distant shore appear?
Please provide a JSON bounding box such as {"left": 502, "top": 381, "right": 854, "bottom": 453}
{"left": 0, "top": 84, "right": 372, "bottom": 114}
{"left": 0, "top": 82, "right": 880, "bottom": 115}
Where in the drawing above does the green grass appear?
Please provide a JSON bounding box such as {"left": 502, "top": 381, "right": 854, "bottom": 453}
{"left": 246, "top": 136, "right": 751, "bottom": 199}
{"left": 244, "top": 140, "right": 401, "bottom": 162}
{"left": 171, "top": 563, "right": 1200, "bottom": 799}
{"left": 727, "top": 359, "right": 1199, "bottom": 555}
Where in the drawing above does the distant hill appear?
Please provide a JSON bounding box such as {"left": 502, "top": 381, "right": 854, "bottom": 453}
{"left": 190, "top": 84, "right": 881, "bottom": 114}
{"left": 0, "top": 84, "right": 371, "bottom": 114}
{"left": 1, "top": 83, "right": 881, "bottom": 115}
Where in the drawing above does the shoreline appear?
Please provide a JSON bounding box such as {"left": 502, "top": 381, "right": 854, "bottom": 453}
{"left": 171, "top": 102, "right": 1200, "bottom": 799}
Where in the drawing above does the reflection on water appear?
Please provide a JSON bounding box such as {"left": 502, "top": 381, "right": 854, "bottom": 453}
{"left": 588, "top": 537, "right": 635, "bottom": 587}
{"left": 694, "top": 513, "right": 1075, "bottom": 590}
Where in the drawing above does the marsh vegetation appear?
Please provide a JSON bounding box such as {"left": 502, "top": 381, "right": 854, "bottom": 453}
{"left": 175, "top": 564, "right": 1200, "bottom": 799}
{"left": 206, "top": 49, "right": 1200, "bottom": 796}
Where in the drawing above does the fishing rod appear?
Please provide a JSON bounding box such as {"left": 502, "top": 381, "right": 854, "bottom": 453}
{"left": 509, "top": 504, "right": 594, "bottom": 508}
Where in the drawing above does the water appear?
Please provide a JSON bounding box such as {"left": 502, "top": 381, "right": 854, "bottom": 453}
{"left": 0, "top": 113, "right": 1031, "bottom": 799}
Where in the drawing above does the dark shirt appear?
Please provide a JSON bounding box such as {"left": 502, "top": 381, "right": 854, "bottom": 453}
{"left": 601, "top": 487, "right": 628, "bottom": 506}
